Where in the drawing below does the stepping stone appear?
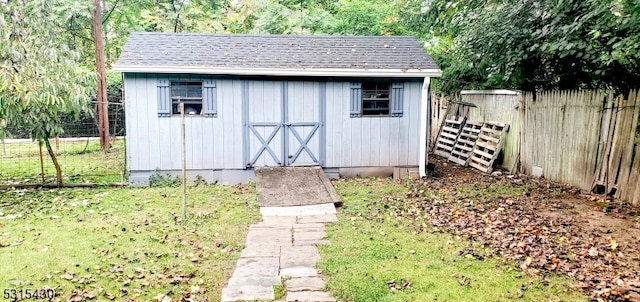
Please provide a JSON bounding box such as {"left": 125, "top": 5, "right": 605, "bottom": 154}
{"left": 280, "top": 245, "right": 320, "bottom": 268}
{"left": 261, "top": 203, "right": 336, "bottom": 217}
{"left": 294, "top": 239, "right": 331, "bottom": 246}
{"left": 294, "top": 230, "right": 326, "bottom": 242}
{"left": 293, "top": 223, "right": 326, "bottom": 230}
{"left": 246, "top": 229, "right": 292, "bottom": 247}
{"left": 240, "top": 244, "right": 282, "bottom": 258}
{"left": 297, "top": 214, "right": 338, "bottom": 224}
{"left": 221, "top": 285, "right": 274, "bottom": 302}
{"left": 232, "top": 257, "right": 280, "bottom": 278}
{"left": 250, "top": 223, "right": 292, "bottom": 230}
{"left": 227, "top": 276, "right": 281, "bottom": 287}
{"left": 257, "top": 215, "right": 297, "bottom": 227}
{"left": 286, "top": 291, "right": 336, "bottom": 302}
{"left": 285, "top": 277, "right": 326, "bottom": 291}
{"left": 280, "top": 266, "right": 318, "bottom": 278}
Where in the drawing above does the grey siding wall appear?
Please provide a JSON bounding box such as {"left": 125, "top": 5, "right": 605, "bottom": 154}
{"left": 124, "top": 73, "right": 245, "bottom": 173}
{"left": 325, "top": 80, "right": 423, "bottom": 167}
{"left": 124, "top": 74, "right": 425, "bottom": 180}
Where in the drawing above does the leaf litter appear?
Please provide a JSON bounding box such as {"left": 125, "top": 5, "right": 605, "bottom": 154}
{"left": 357, "top": 157, "right": 640, "bottom": 301}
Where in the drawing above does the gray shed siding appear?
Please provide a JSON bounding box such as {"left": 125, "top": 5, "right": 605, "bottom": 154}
{"left": 124, "top": 73, "right": 245, "bottom": 173}
{"left": 324, "top": 80, "right": 422, "bottom": 168}
{"left": 124, "top": 73, "right": 424, "bottom": 183}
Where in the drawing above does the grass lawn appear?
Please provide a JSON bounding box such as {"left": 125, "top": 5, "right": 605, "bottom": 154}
{"left": 0, "top": 138, "right": 125, "bottom": 184}
{"left": 0, "top": 184, "right": 259, "bottom": 301}
{"left": 318, "top": 178, "right": 588, "bottom": 302}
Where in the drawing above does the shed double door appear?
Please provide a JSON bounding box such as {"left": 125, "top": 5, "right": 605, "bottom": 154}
{"left": 245, "top": 80, "right": 324, "bottom": 167}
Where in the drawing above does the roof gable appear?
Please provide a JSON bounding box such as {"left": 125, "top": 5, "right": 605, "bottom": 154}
{"left": 113, "top": 33, "right": 441, "bottom": 78}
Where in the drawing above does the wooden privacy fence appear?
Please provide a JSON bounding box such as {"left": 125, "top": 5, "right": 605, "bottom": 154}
{"left": 521, "top": 90, "right": 640, "bottom": 205}
{"left": 430, "top": 90, "right": 640, "bottom": 206}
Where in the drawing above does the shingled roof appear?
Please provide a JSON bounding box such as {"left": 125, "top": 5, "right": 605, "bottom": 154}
{"left": 112, "top": 33, "right": 441, "bottom": 78}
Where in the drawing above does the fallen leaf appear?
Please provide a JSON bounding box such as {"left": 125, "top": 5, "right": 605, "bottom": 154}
{"left": 60, "top": 272, "right": 74, "bottom": 280}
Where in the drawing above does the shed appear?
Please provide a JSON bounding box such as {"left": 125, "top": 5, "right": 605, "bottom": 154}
{"left": 113, "top": 33, "right": 441, "bottom": 184}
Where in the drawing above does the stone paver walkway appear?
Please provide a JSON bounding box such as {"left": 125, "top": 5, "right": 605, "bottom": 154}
{"left": 221, "top": 204, "right": 338, "bottom": 302}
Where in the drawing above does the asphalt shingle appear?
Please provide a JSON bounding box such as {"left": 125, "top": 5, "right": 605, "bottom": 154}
{"left": 114, "top": 33, "right": 439, "bottom": 71}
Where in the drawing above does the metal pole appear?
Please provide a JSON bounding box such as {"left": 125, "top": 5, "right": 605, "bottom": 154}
{"left": 180, "top": 102, "right": 187, "bottom": 220}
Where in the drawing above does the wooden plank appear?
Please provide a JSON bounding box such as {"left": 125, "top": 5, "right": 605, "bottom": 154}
{"left": 441, "top": 132, "right": 459, "bottom": 140}
{"left": 456, "top": 145, "right": 473, "bottom": 152}
{"left": 478, "top": 133, "right": 500, "bottom": 144}
{"left": 616, "top": 90, "right": 640, "bottom": 202}
{"left": 472, "top": 148, "right": 494, "bottom": 160}
{"left": 449, "top": 157, "right": 468, "bottom": 166}
{"left": 469, "top": 161, "right": 491, "bottom": 173}
{"left": 475, "top": 140, "right": 498, "bottom": 150}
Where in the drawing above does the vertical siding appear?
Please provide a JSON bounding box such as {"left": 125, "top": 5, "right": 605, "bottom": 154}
{"left": 247, "top": 80, "right": 283, "bottom": 166}
{"left": 325, "top": 80, "right": 422, "bottom": 167}
{"left": 286, "top": 81, "right": 321, "bottom": 165}
{"left": 125, "top": 74, "right": 424, "bottom": 172}
{"left": 124, "top": 74, "right": 245, "bottom": 172}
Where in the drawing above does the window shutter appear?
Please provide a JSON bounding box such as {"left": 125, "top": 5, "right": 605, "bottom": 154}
{"left": 350, "top": 82, "right": 362, "bottom": 117}
{"left": 157, "top": 79, "right": 171, "bottom": 117}
{"left": 390, "top": 82, "right": 404, "bottom": 117}
{"left": 203, "top": 80, "right": 218, "bottom": 117}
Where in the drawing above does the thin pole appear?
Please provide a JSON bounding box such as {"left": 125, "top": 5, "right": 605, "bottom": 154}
{"left": 180, "top": 102, "right": 187, "bottom": 220}
{"left": 39, "top": 143, "right": 45, "bottom": 184}
{"left": 1, "top": 126, "right": 5, "bottom": 157}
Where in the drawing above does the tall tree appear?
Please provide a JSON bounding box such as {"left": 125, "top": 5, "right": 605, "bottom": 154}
{"left": 0, "top": 0, "right": 96, "bottom": 186}
{"left": 94, "top": 0, "right": 110, "bottom": 150}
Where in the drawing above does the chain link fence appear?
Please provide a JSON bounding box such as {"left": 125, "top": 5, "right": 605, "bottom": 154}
{"left": 0, "top": 99, "right": 126, "bottom": 186}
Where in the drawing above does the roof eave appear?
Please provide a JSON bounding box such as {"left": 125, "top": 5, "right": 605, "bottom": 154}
{"left": 111, "top": 65, "right": 443, "bottom": 78}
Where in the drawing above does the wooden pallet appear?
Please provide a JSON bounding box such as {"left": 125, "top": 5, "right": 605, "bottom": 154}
{"left": 448, "top": 121, "right": 483, "bottom": 166}
{"left": 434, "top": 119, "right": 465, "bottom": 157}
{"left": 468, "top": 121, "right": 509, "bottom": 173}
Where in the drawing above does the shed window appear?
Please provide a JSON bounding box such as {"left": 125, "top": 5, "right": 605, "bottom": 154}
{"left": 350, "top": 81, "right": 403, "bottom": 117}
{"left": 362, "top": 82, "right": 390, "bottom": 116}
{"left": 171, "top": 81, "right": 203, "bottom": 115}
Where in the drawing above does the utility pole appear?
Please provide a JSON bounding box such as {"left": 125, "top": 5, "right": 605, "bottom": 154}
{"left": 93, "top": 0, "right": 109, "bottom": 150}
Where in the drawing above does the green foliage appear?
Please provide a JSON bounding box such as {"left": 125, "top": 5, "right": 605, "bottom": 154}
{"left": 416, "top": 0, "right": 640, "bottom": 94}
{"left": 193, "top": 175, "right": 208, "bottom": 187}
{"left": 222, "top": 0, "right": 336, "bottom": 34}
{"left": 148, "top": 170, "right": 181, "bottom": 187}
{"left": 329, "top": 0, "right": 403, "bottom": 36}
{"left": 106, "top": 71, "right": 123, "bottom": 99}
{"left": 0, "top": 0, "right": 96, "bottom": 139}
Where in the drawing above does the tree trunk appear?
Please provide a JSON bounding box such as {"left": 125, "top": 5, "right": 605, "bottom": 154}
{"left": 93, "top": 0, "right": 110, "bottom": 151}
{"left": 44, "top": 138, "right": 63, "bottom": 187}
{"left": 39, "top": 143, "right": 45, "bottom": 184}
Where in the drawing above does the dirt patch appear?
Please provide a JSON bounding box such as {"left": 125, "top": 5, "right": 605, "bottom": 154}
{"left": 398, "top": 156, "right": 640, "bottom": 301}
{"left": 542, "top": 198, "right": 640, "bottom": 249}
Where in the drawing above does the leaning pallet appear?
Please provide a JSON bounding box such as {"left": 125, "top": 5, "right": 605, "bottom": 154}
{"left": 434, "top": 119, "right": 465, "bottom": 157}
{"left": 448, "top": 121, "right": 483, "bottom": 166}
{"left": 468, "top": 121, "right": 510, "bottom": 173}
